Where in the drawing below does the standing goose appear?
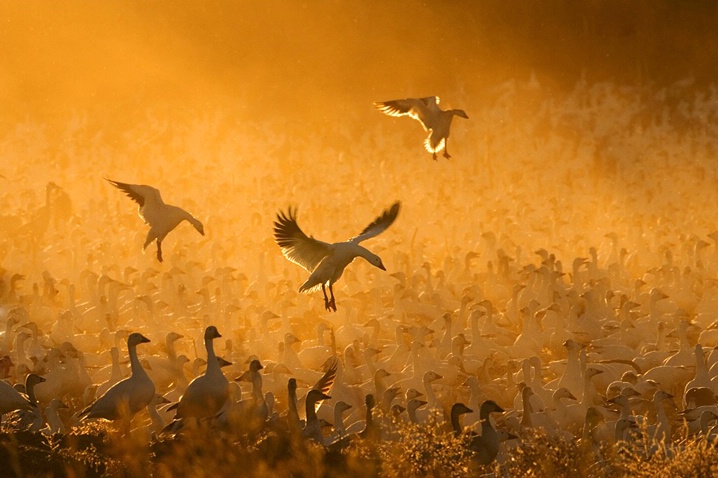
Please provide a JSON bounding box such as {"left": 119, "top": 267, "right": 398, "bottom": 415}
{"left": 274, "top": 202, "right": 400, "bottom": 312}
{"left": 374, "top": 96, "right": 468, "bottom": 160}
{"left": 167, "top": 326, "right": 229, "bottom": 425}
{"left": 6, "top": 373, "right": 46, "bottom": 431}
{"left": 467, "top": 400, "right": 506, "bottom": 466}
{"left": 105, "top": 178, "right": 205, "bottom": 262}
{"left": 0, "top": 377, "right": 35, "bottom": 419}
{"left": 78, "top": 333, "right": 155, "bottom": 421}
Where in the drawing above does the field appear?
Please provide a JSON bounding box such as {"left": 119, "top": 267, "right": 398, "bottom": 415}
{"left": 4, "top": 2, "right": 718, "bottom": 477}
{"left": 2, "top": 77, "right": 718, "bottom": 477}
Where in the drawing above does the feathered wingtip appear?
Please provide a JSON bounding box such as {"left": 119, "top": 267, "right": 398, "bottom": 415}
{"left": 273, "top": 206, "right": 299, "bottom": 247}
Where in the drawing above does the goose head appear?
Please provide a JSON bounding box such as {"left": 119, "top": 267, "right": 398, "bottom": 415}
{"left": 335, "top": 401, "right": 352, "bottom": 414}
{"left": 364, "top": 252, "right": 386, "bottom": 271}
{"left": 405, "top": 388, "right": 423, "bottom": 401}
{"left": 452, "top": 402, "right": 473, "bottom": 416}
{"left": 479, "top": 400, "right": 505, "bottom": 419}
{"left": 306, "top": 389, "right": 331, "bottom": 407}
{"left": 553, "top": 387, "right": 577, "bottom": 402}
{"left": 204, "top": 326, "right": 221, "bottom": 341}
{"left": 216, "top": 357, "right": 232, "bottom": 368}
{"left": 25, "top": 373, "right": 45, "bottom": 389}
{"left": 408, "top": 398, "right": 427, "bottom": 413}
{"left": 128, "top": 333, "right": 151, "bottom": 347}
{"left": 249, "top": 359, "right": 263, "bottom": 372}
{"left": 188, "top": 216, "right": 205, "bottom": 236}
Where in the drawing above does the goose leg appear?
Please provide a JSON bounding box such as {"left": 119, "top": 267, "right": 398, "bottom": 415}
{"left": 443, "top": 140, "right": 452, "bottom": 159}
{"left": 328, "top": 284, "right": 337, "bottom": 312}
{"left": 156, "top": 239, "right": 163, "bottom": 263}
{"left": 432, "top": 152, "right": 437, "bottom": 161}
{"left": 321, "top": 284, "right": 332, "bottom": 311}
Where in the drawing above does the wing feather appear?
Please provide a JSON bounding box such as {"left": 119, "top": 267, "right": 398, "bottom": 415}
{"left": 106, "top": 178, "right": 164, "bottom": 208}
{"left": 350, "top": 202, "right": 401, "bottom": 244}
{"left": 274, "top": 207, "right": 333, "bottom": 273}
{"left": 374, "top": 97, "right": 439, "bottom": 129}
{"left": 311, "top": 356, "right": 338, "bottom": 411}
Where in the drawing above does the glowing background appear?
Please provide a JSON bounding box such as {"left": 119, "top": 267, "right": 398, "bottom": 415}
{"left": 2, "top": 0, "right": 718, "bottom": 442}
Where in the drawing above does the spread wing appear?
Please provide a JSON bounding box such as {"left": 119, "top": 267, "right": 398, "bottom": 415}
{"left": 350, "top": 201, "right": 401, "bottom": 244}
{"left": 274, "top": 207, "right": 333, "bottom": 273}
{"left": 311, "top": 356, "right": 338, "bottom": 412}
{"left": 374, "top": 96, "right": 439, "bottom": 129}
{"left": 106, "top": 178, "right": 164, "bottom": 208}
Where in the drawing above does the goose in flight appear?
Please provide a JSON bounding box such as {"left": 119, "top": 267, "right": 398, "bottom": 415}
{"left": 374, "top": 96, "right": 468, "bottom": 160}
{"left": 274, "top": 202, "right": 400, "bottom": 312}
{"left": 105, "top": 178, "right": 205, "bottom": 262}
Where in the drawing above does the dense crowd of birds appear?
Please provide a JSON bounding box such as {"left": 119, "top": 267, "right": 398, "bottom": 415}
{"left": 2, "top": 78, "right": 718, "bottom": 476}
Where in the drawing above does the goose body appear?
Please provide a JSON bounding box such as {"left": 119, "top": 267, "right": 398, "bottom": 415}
{"left": 374, "top": 96, "right": 468, "bottom": 160}
{"left": 79, "top": 333, "right": 155, "bottom": 421}
{"left": 172, "top": 326, "right": 229, "bottom": 421}
{"left": 0, "top": 377, "right": 34, "bottom": 416}
{"left": 274, "top": 202, "right": 400, "bottom": 311}
{"left": 468, "top": 400, "right": 505, "bottom": 465}
{"left": 106, "top": 178, "right": 204, "bottom": 262}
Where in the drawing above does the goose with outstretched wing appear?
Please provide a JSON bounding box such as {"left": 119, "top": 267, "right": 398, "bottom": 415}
{"left": 106, "top": 178, "right": 204, "bottom": 262}
{"left": 274, "top": 202, "right": 400, "bottom": 311}
{"left": 374, "top": 96, "right": 468, "bottom": 160}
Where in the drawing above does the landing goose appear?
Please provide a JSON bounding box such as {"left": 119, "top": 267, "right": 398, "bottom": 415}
{"left": 105, "top": 178, "right": 205, "bottom": 262}
{"left": 374, "top": 96, "right": 468, "bottom": 160}
{"left": 274, "top": 202, "right": 400, "bottom": 311}
{"left": 78, "top": 333, "right": 155, "bottom": 421}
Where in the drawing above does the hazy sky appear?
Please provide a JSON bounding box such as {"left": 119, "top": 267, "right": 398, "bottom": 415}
{"left": 3, "top": 1, "right": 717, "bottom": 132}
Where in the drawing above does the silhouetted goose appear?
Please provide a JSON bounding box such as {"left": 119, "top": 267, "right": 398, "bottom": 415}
{"left": 303, "top": 389, "right": 332, "bottom": 444}
{"left": 105, "top": 178, "right": 205, "bottom": 262}
{"left": 274, "top": 202, "right": 400, "bottom": 311}
{"left": 6, "top": 373, "right": 45, "bottom": 431}
{"left": 450, "top": 402, "right": 473, "bottom": 436}
{"left": 374, "top": 96, "right": 468, "bottom": 160}
{"left": 164, "top": 326, "right": 229, "bottom": 431}
{"left": 78, "top": 333, "right": 155, "bottom": 422}
{"left": 467, "top": 400, "right": 505, "bottom": 465}
{"left": 233, "top": 359, "right": 269, "bottom": 435}
{"left": 326, "top": 401, "right": 352, "bottom": 443}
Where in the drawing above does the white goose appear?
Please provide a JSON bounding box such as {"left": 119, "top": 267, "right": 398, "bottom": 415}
{"left": 374, "top": 96, "right": 468, "bottom": 160}
{"left": 273, "top": 202, "right": 400, "bottom": 312}
{"left": 0, "top": 376, "right": 34, "bottom": 422}
{"left": 105, "top": 178, "right": 205, "bottom": 262}
{"left": 78, "top": 332, "right": 155, "bottom": 421}
{"left": 168, "top": 326, "right": 229, "bottom": 424}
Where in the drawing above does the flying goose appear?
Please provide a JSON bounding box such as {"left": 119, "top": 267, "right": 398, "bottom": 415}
{"left": 274, "top": 202, "right": 400, "bottom": 311}
{"left": 78, "top": 333, "right": 155, "bottom": 422}
{"left": 105, "top": 178, "right": 205, "bottom": 262}
{"left": 374, "top": 96, "right": 468, "bottom": 160}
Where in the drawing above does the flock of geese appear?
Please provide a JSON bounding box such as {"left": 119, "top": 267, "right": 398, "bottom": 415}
{"left": 3, "top": 88, "right": 718, "bottom": 474}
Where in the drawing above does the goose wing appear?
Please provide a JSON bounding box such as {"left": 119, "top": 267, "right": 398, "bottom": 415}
{"left": 350, "top": 202, "right": 401, "bottom": 244}
{"left": 106, "top": 178, "right": 164, "bottom": 207}
{"left": 274, "top": 208, "right": 333, "bottom": 273}
{"left": 310, "top": 356, "right": 338, "bottom": 412}
{"left": 374, "top": 96, "right": 439, "bottom": 129}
